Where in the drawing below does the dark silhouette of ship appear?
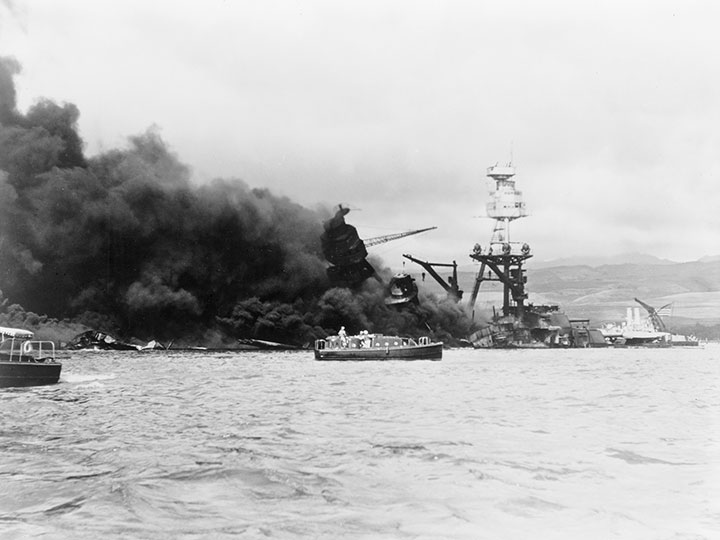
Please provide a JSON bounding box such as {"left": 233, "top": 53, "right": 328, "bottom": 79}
{"left": 321, "top": 205, "right": 376, "bottom": 285}
{"left": 321, "top": 204, "right": 435, "bottom": 288}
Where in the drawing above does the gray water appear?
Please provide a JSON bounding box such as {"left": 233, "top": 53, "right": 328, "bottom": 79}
{"left": 1, "top": 346, "right": 718, "bottom": 540}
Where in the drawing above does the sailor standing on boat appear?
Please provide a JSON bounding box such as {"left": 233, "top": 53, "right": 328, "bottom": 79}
{"left": 338, "top": 326, "right": 348, "bottom": 348}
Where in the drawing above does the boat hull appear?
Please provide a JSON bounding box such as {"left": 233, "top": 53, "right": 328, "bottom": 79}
{"left": 315, "top": 343, "right": 442, "bottom": 361}
{"left": 0, "top": 360, "right": 62, "bottom": 387}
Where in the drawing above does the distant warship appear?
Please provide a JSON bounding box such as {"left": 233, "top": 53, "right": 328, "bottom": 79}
{"left": 599, "top": 298, "right": 699, "bottom": 347}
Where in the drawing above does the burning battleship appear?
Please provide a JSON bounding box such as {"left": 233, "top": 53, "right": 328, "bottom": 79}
{"left": 317, "top": 165, "right": 694, "bottom": 350}
{"left": 320, "top": 204, "right": 434, "bottom": 306}
{"left": 406, "top": 163, "right": 607, "bottom": 348}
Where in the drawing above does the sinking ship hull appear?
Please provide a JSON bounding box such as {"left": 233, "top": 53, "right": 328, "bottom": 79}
{"left": 469, "top": 308, "right": 608, "bottom": 349}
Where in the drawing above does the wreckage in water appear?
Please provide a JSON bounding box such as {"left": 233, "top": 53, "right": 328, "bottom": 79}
{"left": 66, "top": 330, "right": 167, "bottom": 351}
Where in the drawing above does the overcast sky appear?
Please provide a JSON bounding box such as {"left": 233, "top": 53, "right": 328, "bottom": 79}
{"left": 2, "top": 0, "right": 718, "bottom": 268}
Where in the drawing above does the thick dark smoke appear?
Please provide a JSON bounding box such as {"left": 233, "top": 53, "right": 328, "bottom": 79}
{"left": 0, "top": 57, "right": 473, "bottom": 346}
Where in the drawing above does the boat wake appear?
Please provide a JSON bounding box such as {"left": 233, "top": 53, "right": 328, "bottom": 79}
{"left": 61, "top": 373, "right": 117, "bottom": 384}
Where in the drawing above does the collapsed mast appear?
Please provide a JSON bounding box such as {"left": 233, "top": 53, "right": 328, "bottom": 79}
{"left": 468, "top": 164, "right": 531, "bottom": 318}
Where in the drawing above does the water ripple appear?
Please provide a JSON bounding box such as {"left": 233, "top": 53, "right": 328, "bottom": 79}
{"left": 0, "top": 347, "right": 717, "bottom": 539}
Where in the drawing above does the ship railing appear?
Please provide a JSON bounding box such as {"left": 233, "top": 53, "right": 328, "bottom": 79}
{"left": 481, "top": 241, "right": 531, "bottom": 256}
{"left": 1, "top": 339, "right": 56, "bottom": 362}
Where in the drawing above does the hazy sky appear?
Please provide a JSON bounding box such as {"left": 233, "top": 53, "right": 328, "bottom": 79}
{"left": 2, "top": 0, "right": 718, "bottom": 268}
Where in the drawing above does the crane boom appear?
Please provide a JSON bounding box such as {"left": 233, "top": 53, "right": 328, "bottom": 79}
{"left": 634, "top": 298, "right": 671, "bottom": 332}
{"left": 363, "top": 227, "right": 437, "bottom": 248}
{"left": 403, "top": 253, "right": 463, "bottom": 301}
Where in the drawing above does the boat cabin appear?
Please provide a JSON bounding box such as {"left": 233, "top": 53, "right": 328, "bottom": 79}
{"left": 0, "top": 326, "right": 56, "bottom": 362}
{"left": 315, "top": 334, "right": 432, "bottom": 350}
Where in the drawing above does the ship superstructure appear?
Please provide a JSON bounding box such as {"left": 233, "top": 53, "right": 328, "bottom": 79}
{"left": 400, "top": 162, "right": 608, "bottom": 347}
{"left": 321, "top": 204, "right": 436, "bottom": 287}
{"left": 465, "top": 164, "right": 606, "bottom": 348}
{"left": 468, "top": 164, "right": 532, "bottom": 318}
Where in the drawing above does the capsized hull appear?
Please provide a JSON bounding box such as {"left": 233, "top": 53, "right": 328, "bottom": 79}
{"left": 0, "top": 360, "right": 62, "bottom": 387}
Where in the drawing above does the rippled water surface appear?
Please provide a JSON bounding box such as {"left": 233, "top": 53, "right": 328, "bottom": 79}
{"left": 1, "top": 346, "right": 718, "bottom": 539}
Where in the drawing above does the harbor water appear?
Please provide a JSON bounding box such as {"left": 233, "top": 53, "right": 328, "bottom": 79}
{"left": 1, "top": 346, "right": 718, "bottom": 540}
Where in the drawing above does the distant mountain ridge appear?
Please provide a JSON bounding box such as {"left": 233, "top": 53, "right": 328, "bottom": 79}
{"left": 698, "top": 254, "right": 720, "bottom": 263}
{"left": 412, "top": 257, "right": 720, "bottom": 325}
{"left": 524, "top": 259, "right": 720, "bottom": 323}
{"left": 532, "top": 252, "right": 683, "bottom": 269}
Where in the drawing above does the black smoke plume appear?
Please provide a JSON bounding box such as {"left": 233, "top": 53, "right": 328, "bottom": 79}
{"left": 0, "top": 57, "right": 473, "bottom": 346}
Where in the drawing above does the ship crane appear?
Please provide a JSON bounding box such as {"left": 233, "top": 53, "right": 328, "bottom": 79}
{"left": 402, "top": 254, "right": 463, "bottom": 301}
{"left": 363, "top": 227, "right": 437, "bottom": 248}
{"left": 634, "top": 298, "right": 672, "bottom": 332}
